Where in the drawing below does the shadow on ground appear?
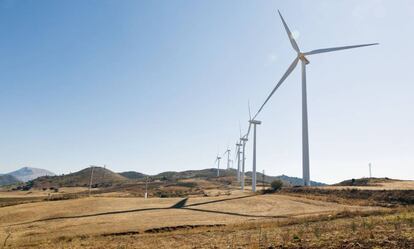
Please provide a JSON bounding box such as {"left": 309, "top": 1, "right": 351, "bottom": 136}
{"left": 8, "top": 194, "right": 290, "bottom": 227}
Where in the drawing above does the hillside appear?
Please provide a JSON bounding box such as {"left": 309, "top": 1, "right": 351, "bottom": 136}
{"left": 336, "top": 177, "right": 396, "bottom": 186}
{"left": 153, "top": 168, "right": 236, "bottom": 180}
{"left": 32, "top": 167, "right": 128, "bottom": 188}
{"left": 7, "top": 167, "right": 55, "bottom": 182}
{"left": 119, "top": 171, "right": 147, "bottom": 180}
{"left": 120, "top": 168, "right": 326, "bottom": 186}
{"left": 22, "top": 167, "right": 326, "bottom": 189}
{"left": 0, "top": 174, "right": 20, "bottom": 186}
{"left": 245, "top": 172, "right": 326, "bottom": 186}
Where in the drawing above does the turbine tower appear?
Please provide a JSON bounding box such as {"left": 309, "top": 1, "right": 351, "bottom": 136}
{"left": 240, "top": 136, "right": 248, "bottom": 190}
{"left": 236, "top": 141, "right": 242, "bottom": 182}
{"left": 247, "top": 101, "right": 261, "bottom": 192}
{"left": 249, "top": 119, "right": 261, "bottom": 192}
{"left": 253, "top": 10, "right": 378, "bottom": 186}
{"left": 215, "top": 155, "right": 222, "bottom": 177}
{"left": 224, "top": 148, "right": 231, "bottom": 170}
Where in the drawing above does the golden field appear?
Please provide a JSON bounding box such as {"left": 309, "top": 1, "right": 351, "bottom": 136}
{"left": 0, "top": 179, "right": 413, "bottom": 248}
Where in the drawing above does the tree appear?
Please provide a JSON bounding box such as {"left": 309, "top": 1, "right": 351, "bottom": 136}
{"left": 270, "top": 180, "right": 283, "bottom": 191}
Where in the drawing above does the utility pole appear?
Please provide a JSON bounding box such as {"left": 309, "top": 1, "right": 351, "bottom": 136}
{"left": 88, "top": 166, "right": 95, "bottom": 197}
{"left": 145, "top": 176, "right": 148, "bottom": 199}
{"left": 102, "top": 164, "right": 106, "bottom": 183}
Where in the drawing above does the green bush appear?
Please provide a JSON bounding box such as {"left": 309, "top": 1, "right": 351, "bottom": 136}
{"left": 270, "top": 180, "right": 283, "bottom": 191}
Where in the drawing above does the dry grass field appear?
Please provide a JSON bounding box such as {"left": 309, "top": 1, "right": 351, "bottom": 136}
{"left": 0, "top": 177, "right": 413, "bottom": 249}
{"left": 0, "top": 192, "right": 381, "bottom": 248}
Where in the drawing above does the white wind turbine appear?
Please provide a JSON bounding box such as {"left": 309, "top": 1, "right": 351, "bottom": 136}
{"left": 224, "top": 148, "right": 231, "bottom": 170}
{"left": 215, "top": 155, "right": 222, "bottom": 177}
{"left": 240, "top": 135, "right": 248, "bottom": 190}
{"left": 248, "top": 102, "right": 261, "bottom": 192}
{"left": 235, "top": 140, "right": 242, "bottom": 182}
{"left": 253, "top": 10, "right": 378, "bottom": 186}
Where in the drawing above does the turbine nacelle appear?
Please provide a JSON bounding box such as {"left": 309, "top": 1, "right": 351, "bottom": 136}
{"left": 249, "top": 119, "right": 262, "bottom": 125}
{"left": 299, "top": 53, "right": 310, "bottom": 64}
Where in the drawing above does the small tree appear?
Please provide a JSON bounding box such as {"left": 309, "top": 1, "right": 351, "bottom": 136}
{"left": 270, "top": 180, "right": 283, "bottom": 191}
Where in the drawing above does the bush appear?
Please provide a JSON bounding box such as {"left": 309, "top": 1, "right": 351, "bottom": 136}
{"left": 270, "top": 180, "right": 283, "bottom": 191}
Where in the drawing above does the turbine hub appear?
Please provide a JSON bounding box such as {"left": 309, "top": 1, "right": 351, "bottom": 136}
{"left": 299, "top": 53, "right": 310, "bottom": 64}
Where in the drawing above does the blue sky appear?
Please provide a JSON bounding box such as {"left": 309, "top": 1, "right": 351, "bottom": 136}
{"left": 0, "top": 0, "right": 413, "bottom": 183}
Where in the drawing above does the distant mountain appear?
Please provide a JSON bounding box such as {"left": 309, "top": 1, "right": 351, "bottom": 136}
{"left": 119, "top": 171, "right": 147, "bottom": 180}
{"left": 7, "top": 167, "right": 55, "bottom": 182}
{"left": 0, "top": 174, "right": 21, "bottom": 186}
{"left": 32, "top": 167, "right": 128, "bottom": 188}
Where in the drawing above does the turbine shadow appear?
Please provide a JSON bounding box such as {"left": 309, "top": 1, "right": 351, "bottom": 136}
{"left": 185, "top": 194, "right": 256, "bottom": 207}
{"left": 182, "top": 207, "right": 288, "bottom": 219}
{"left": 8, "top": 194, "right": 270, "bottom": 227}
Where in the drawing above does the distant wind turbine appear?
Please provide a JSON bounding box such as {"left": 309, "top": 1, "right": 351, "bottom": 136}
{"left": 224, "top": 148, "right": 231, "bottom": 170}
{"left": 215, "top": 155, "right": 222, "bottom": 177}
{"left": 253, "top": 10, "right": 378, "bottom": 186}
{"left": 235, "top": 140, "right": 242, "bottom": 182}
{"left": 240, "top": 136, "right": 248, "bottom": 190}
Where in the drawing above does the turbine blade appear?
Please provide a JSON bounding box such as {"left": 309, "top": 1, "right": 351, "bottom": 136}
{"left": 248, "top": 100, "right": 252, "bottom": 121}
{"left": 253, "top": 57, "right": 299, "bottom": 119}
{"left": 304, "top": 43, "right": 379, "bottom": 55}
{"left": 278, "top": 10, "right": 300, "bottom": 53}
{"left": 246, "top": 122, "right": 252, "bottom": 138}
{"left": 239, "top": 122, "right": 242, "bottom": 138}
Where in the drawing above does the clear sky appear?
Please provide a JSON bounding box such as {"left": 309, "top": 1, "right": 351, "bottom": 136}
{"left": 0, "top": 0, "right": 413, "bottom": 184}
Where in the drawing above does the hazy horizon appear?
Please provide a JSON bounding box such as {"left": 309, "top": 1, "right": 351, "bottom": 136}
{"left": 1, "top": 0, "right": 413, "bottom": 184}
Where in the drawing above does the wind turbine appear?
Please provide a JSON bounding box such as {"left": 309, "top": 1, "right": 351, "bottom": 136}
{"left": 215, "top": 155, "right": 222, "bottom": 177}
{"left": 253, "top": 10, "right": 378, "bottom": 186}
{"left": 240, "top": 136, "right": 248, "bottom": 190}
{"left": 224, "top": 148, "right": 231, "bottom": 170}
{"left": 248, "top": 102, "right": 261, "bottom": 192}
{"left": 235, "top": 140, "right": 242, "bottom": 182}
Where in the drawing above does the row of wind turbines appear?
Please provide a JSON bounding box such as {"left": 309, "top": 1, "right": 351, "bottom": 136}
{"left": 215, "top": 11, "right": 378, "bottom": 191}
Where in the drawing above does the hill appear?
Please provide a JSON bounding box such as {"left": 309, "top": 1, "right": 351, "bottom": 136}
{"left": 245, "top": 172, "right": 326, "bottom": 186}
{"left": 336, "top": 177, "right": 396, "bottom": 186}
{"left": 32, "top": 167, "right": 128, "bottom": 188}
{"left": 6, "top": 167, "right": 55, "bottom": 182}
{"left": 0, "top": 174, "right": 20, "bottom": 186}
{"left": 119, "top": 171, "right": 147, "bottom": 180}
{"left": 153, "top": 168, "right": 236, "bottom": 180}
{"left": 121, "top": 168, "right": 326, "bottom": 186}
{"left": 23, "top": 167, "right": 326, "bottom": 189}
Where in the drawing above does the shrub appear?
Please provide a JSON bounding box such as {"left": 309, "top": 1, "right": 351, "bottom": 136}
{"left": 270, "top": 180, "right": 283, "bottom": 191}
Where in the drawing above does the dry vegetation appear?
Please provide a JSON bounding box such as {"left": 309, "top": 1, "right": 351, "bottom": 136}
{"left": 1, "top": 207, "right": 412, "bottom": 249}
{"left": 0, "top": 178, "right": 413, "bottom": 248}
